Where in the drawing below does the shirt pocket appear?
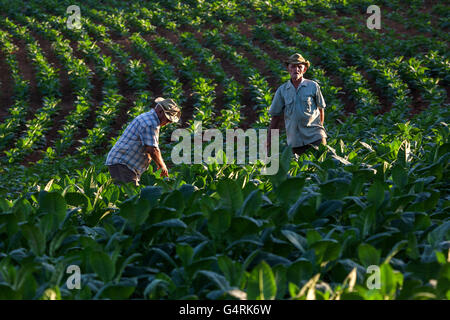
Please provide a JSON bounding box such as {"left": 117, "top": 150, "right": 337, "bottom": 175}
{"left": 284, "top": 96, "right": 295, "bottom": 117}
{"left": 302, "top": 95, "right": 316, "bottom": 114}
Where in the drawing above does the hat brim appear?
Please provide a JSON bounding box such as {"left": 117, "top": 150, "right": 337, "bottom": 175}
{"left": 285, "top": 61, "right": 310, "bottom": 67}
{"left": 165, "top": 113, "right": 180, "bottom": 123}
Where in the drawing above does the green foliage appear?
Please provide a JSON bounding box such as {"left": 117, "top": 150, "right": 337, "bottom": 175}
{"left": 0, "top": 0, "right": 448, "bottom": 301}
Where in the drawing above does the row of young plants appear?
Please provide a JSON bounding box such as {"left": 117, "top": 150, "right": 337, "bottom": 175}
{"left": 0, "top": 18, "right": 61, "bottom": 163}
{"left": 202, "top": 29, "right": 272, "bottom": 127}
{"left": 151, "top": 36, "right": 217, "bottom": 128}
{"left": 331, "top": 14, "right": 450, "bottom": 88}
{"left": 179, "top": 32, "right": 244, "bottom": 129}
{"left": 384, "top": 2, "right": 449, "bottom": 42}
{"left": 79, "top": 0, "right": 242, "bottom": 130}
{"left": 70, "top": 16, "right": 154, "bottom": 144}
{"left": 178, "top": 2, "right": 449, "bottom": 106}
{"left": 80, "top": 0, "right": 404, "bottom": 131}
{"left": 117, "top": 0, "right": 270, "bottom": 127}
{"left": 0, "top": 29, "right": 31, "bottom": 152}
{"left": 64, "top": 26, "right": 123, "bottom": 156}
{"left": 81, "top": 0, "right": 245, "bottom": 130}
{"left": 28, "top": 2, "right": 164, "bottom": 158}
{"left": 77, "top": 9, "right": 177, "bottom": 153}
{"left": 324, "top": 14, "right": 449, "bottom": 107}
{"left": 144, "top": 1, "right": 275, "bottom": 127}
{"left": 224, "top": 24, "right": 290, "bottom": 87}
{"left": 72, "top": 0, "right": 184, "bottom": 150}
{"left": 12, "top": 13, "right": 95, "bottom": 157}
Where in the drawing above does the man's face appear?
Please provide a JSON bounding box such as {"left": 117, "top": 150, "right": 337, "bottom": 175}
{"left": 288, "top": 63, "right": 307, "bottom": 81}
{"left": 155, "top": 105, "right": 171, "bottom": 127}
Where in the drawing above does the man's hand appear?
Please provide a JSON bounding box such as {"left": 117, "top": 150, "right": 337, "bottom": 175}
{"left": 145, "top": 145, "right": 169, "bottom": 177}
{"left": 157, "top": 163, "right": 169, "bottom": 177}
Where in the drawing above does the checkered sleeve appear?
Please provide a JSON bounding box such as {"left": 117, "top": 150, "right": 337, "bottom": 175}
{"left": 138, "top": 118, "right": 159, "bottom": 148}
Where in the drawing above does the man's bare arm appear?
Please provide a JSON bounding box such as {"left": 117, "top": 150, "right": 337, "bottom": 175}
{"left": 144, "top": 145, "right": 168, "bottom": 177}
{"left": 319, "top": 108, "right": 325, "bottom": 125}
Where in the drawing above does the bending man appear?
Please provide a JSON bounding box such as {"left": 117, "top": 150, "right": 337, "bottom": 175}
{"left": 105, "top": 97, "right": 181, "bottom": 186}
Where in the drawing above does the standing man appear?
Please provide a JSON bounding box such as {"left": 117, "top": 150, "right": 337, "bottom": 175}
{"left": 268, "top": 53, "right": 327, "bottom": 156}
{"left": 105, "top": 97, "right": 181, "bottom": 186}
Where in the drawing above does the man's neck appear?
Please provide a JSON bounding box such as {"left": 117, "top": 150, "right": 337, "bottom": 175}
{"left": 291, "top": 77, "right": 303, "bottom": 89}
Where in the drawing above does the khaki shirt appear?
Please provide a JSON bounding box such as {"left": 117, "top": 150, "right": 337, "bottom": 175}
{"left": 269, "top": 78, "right": 327, "bottom": 148}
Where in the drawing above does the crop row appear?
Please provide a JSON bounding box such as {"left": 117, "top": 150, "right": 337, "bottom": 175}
{"left": 179, "top": 32, "right": 243, "bottom": 129}
{"left": 0, "top": 29, "right": 30, "bottom": 152}
{"left": 304, "top": 16, "right": 448, "bottom": 110}
{"left": 0, "top": 18, "right": 61, "bottom": 163}
{"left": 15, "top": 13, "right": 95, "bottom": 157}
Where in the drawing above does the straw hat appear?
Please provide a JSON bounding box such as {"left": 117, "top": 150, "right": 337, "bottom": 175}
{"left": 285, "top": 53, "right": 310, "bottom": 68}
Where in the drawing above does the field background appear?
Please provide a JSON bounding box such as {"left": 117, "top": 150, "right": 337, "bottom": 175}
{"left": 0, "top": 0, "right": 448, "bottom": 300}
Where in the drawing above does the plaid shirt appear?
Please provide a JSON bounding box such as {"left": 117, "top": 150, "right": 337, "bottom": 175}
{"left": 105, "top": 109, "right": 160, "bottom": 176}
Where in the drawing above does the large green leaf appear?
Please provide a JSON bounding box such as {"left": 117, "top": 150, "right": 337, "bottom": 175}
{"left": 281, "top": 230, "right": 306, "bottom": 253}
{"left": 367, "top": 180, "right": 385, "bottom": 208}
{"left": 288, "top": 193, "right": 318, "bottom": 223}
{"left": 358, "top": 243, "right": 381, "bottom": 268}
{"left": 320, "top": 178, "right": 351, "bottom": 199}
{"left": 144, "top": 279, "right": 171, "bottom": 299}
{"left": 162, "top": 190, "right": 185, "bottom": 213}
{"left": 218, "top": 255, "right": 243, "bottom": 287}
{"left": 427, "top": 221, "right": 450, "bottom": 247}
{"left": 247, "top": 261, "right": 277, "bottom": 300}
{"left": 39, "top": 191, "right": 67, "bottom": 228}
{"left": 119, "top": 198, "right": 151, "bottom": 229}
{"left": 267, "top": 146, "right": 291, "bottom": 187}
{"left": 101, "top": 285, "right": 135, "bottom": 299}
{"left": 152, "top": 218, "right": 187, "bottom": 229}
{"left": 89, "top": 251, "right": 115, "bottom": 283}
{"left": 276, "top": 177, "right": 305, "bottom": 205}
{"left": 311, "top": 239, "right": 341, "bottom": 264}
{"left": 380, "top": 263, "right": 403, "bottom": 299}
{"left": 197, "top": 270, "right": 230, "bottom": 291}
{"left": 140, "top": 186, "right": 163, "bottom": 207}
{"left": 64, "top": 192, "right": 88, "bottom": 208}
{"left": 216, "top": 179, "right": 243, "bottom": 212}
{"left": 391, "top": 164, "right": 408, "bottom": 189}
{"left": 317, "top": 200, "right": 344, "bottom": 218}
{"left": 21, "top": 223, "right": 46, "bottom": 256}
{"left": 229, "top": 216, "right": 264, "bottom": 238}
{"left": 114, "top": 253, "right": 142, "bottom": 282}
{"left": 396, "top": 140, "right": 411, "bottom": 168}
{"left": 240, "top": 189, "right": 262, "bottom": 216}
{"left": 49, "top": 227, "right": 76, "bottom": 256}
{"left": 176, "top": 243, "right": 194, "bottom": 267}
{"left": 146, "top": 207, "right": 178, "bottom": 225}
{"left": 207, "top": 208, "right": 232, "bottom": 237}
{"left": 0, "top": 285, "right": 20, "bottom": 299}
{"left": 287, "top": 259, "right": 313, "bottom": 284}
